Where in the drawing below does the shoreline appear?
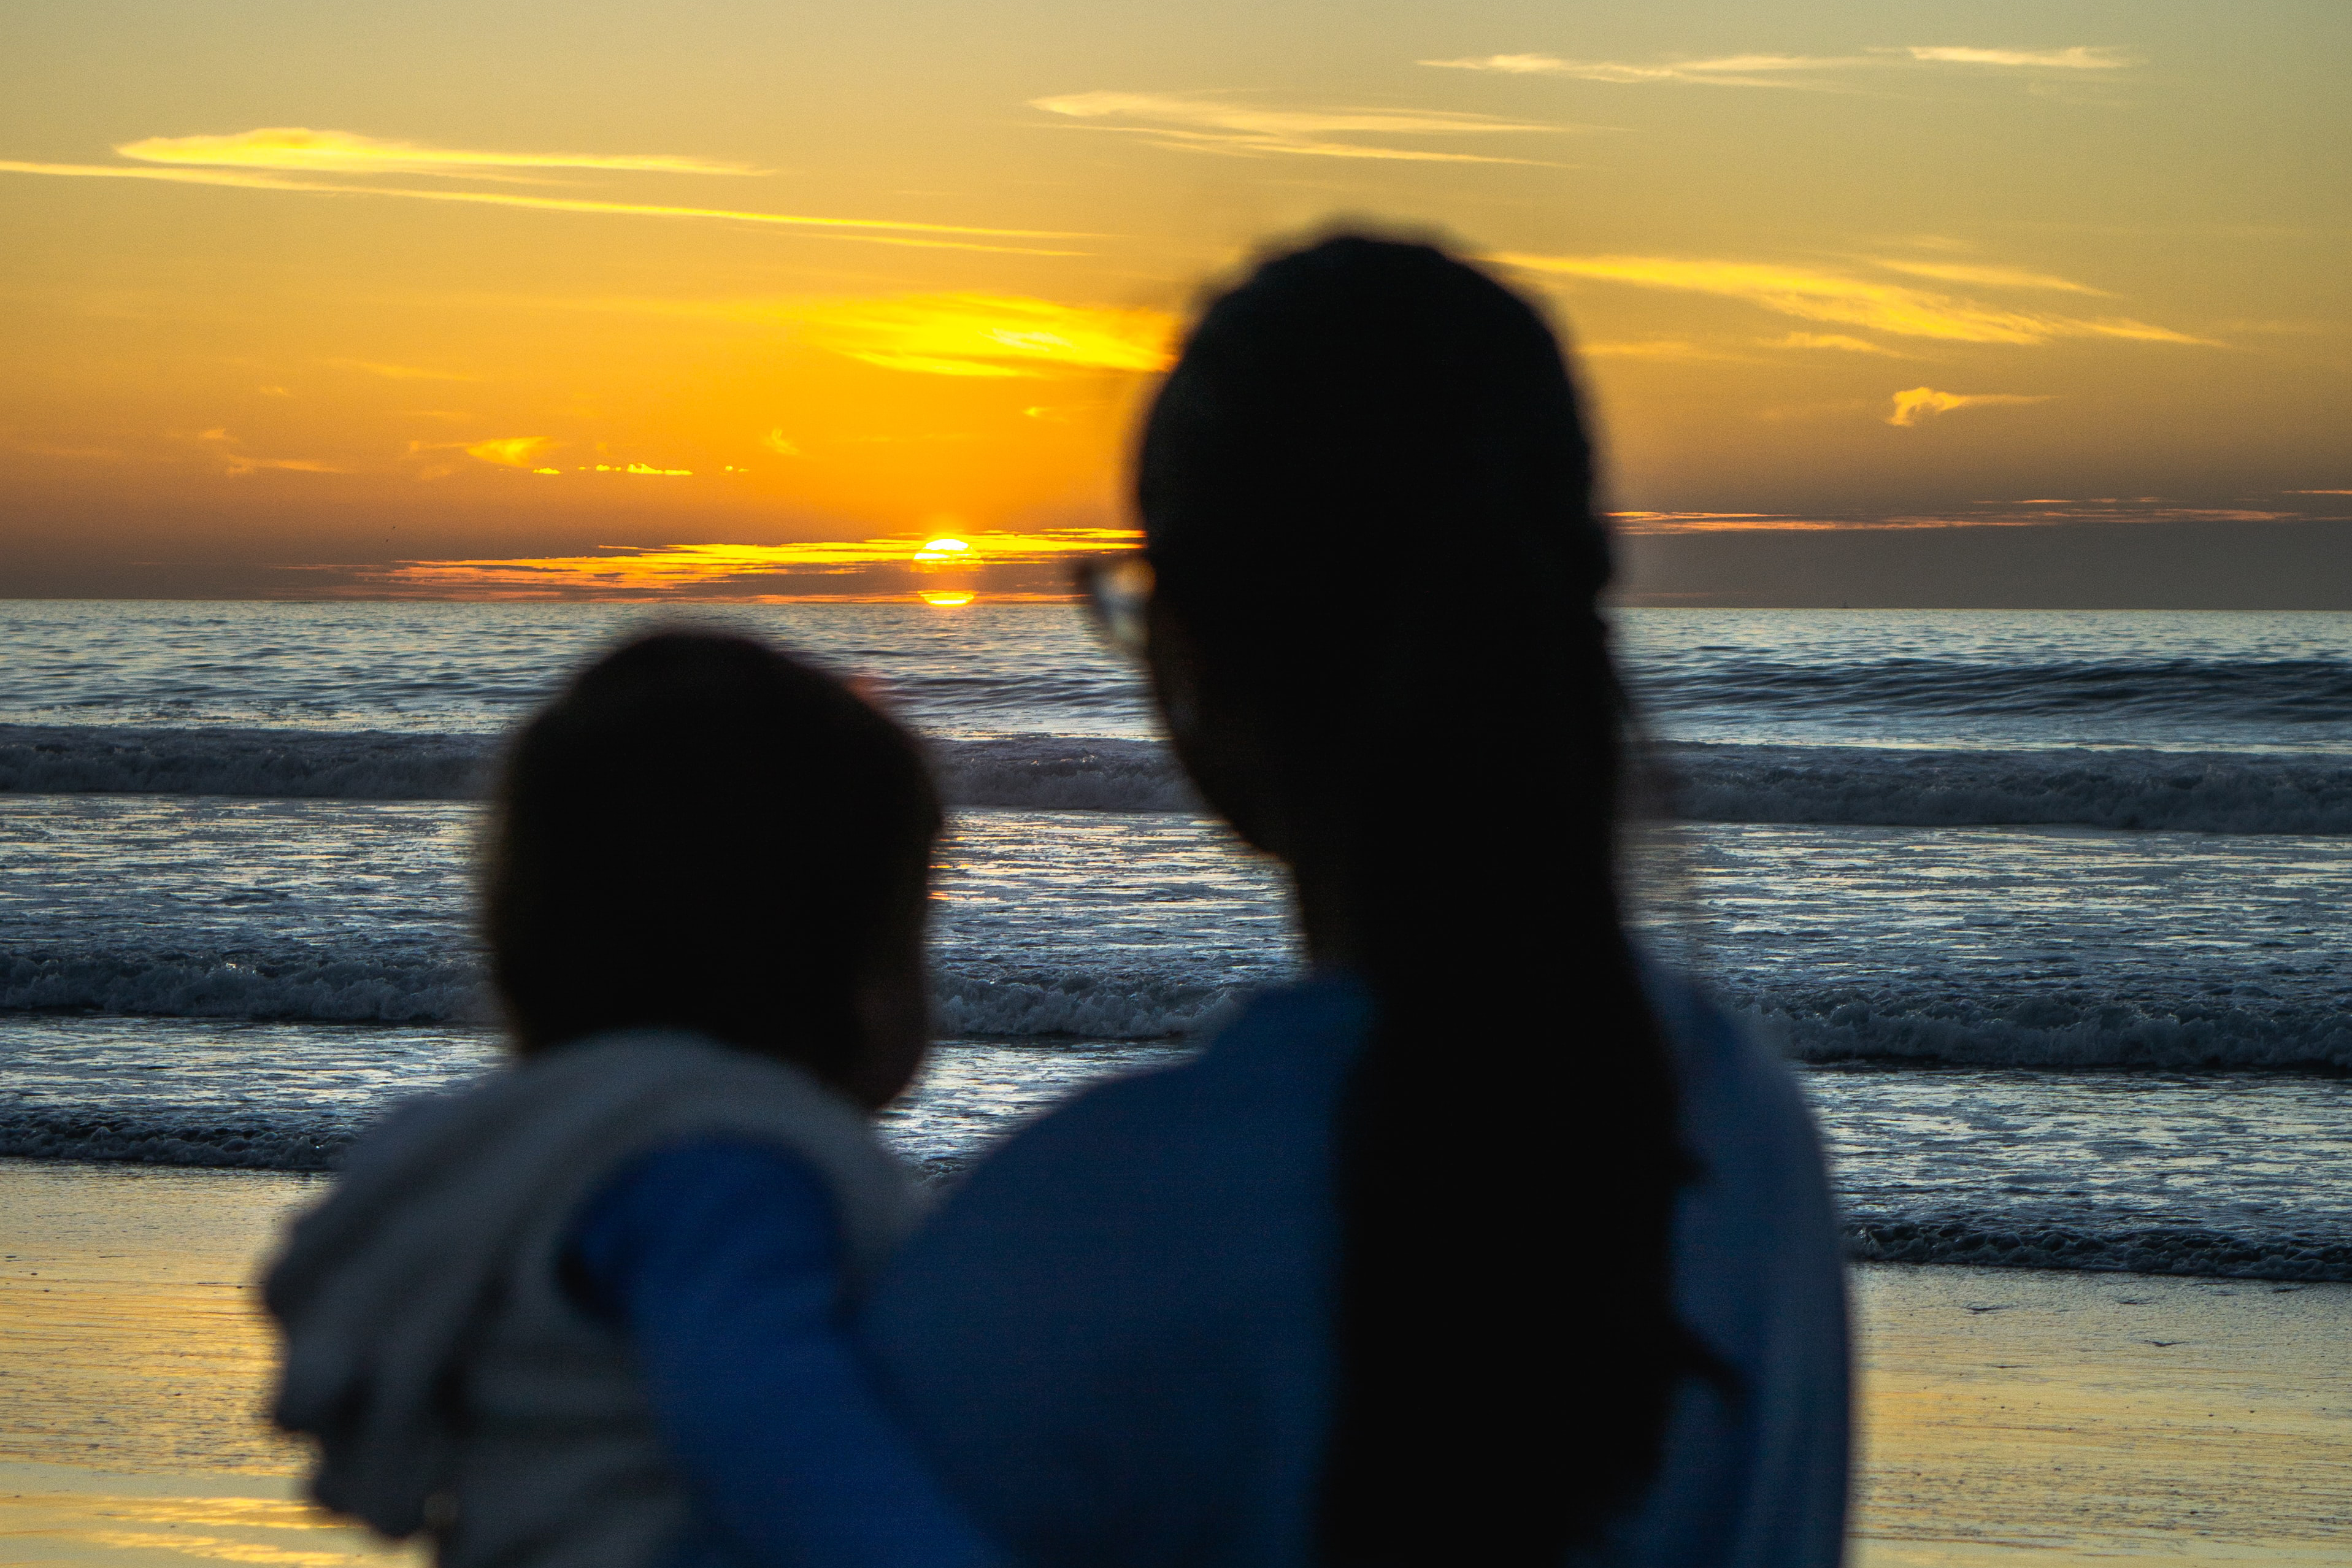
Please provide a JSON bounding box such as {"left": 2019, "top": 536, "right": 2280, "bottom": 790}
{"left": 4, "top": 1161, "right": 2348, "bottom": 1566}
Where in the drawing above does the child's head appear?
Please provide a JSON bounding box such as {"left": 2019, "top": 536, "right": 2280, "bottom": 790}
{"left": 485, "top": 629, "right": 942, "bottom": 1107}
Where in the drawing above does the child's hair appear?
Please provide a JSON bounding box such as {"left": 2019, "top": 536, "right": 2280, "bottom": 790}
{"left": 484, "top": 629, "right": 942, "bottom": 1088}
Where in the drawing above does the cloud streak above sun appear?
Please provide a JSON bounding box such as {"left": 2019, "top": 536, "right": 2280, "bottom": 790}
{"left": 1423, "top": 44, "right": 2135, "bottom": 89}
{"left": 359, "top": 529, "right": 1143, "bottom": 597}
{"left": 0, "top": 129, "right": 1083, "bottom": 253}
{"left": 1029, "top": 92, "right": 1569, "bottom": 162}
{"left": 116, "top": 127, "right": 763, "bottom": 179}
{"left": 1492, "top": 253, "right": 2207, "bottom": 346}
{"left": 580, "top": 292, "right": 1178, "bottom": 377}
{"left": 1886, "top": 386, "right": 2051, "bottom": 426}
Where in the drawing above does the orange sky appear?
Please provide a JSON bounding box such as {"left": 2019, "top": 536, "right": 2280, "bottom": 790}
{"left": 2, "top": 1, "right": 2346, "bottom": 599}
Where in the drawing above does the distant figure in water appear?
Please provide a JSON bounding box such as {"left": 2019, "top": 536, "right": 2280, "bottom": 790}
{"left": 267, "top": 631, "right": 998, "bottom": 1568}
{"left": 861, "top": 235, "right": 1851, "bottom": 1564}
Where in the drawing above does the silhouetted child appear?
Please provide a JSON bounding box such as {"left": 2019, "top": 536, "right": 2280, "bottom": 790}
{"left": 267, "top": 631, "right": 995, "bottom": 1568}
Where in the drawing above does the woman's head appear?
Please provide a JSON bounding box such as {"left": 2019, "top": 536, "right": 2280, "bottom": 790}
{"left": 1136, "top": 236, "right": 1693, "bottom": 1560}
{"left": 485, "top": 629, "right": 941, "bottom": 1108}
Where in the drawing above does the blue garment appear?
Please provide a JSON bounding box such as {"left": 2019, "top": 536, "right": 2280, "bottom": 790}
{"left": 567, "top": 1140, "right": 1000, "bottom": 1568}
{"left": 859, "top": 971, "right": 1851, "bottom": 1568}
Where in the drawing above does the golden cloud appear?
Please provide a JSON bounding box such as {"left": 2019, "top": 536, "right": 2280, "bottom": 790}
{"left": 1030, "top": 91, "right": 1566, "bottom": 163}
{"left": 362, "top": 529, "right": 1142, "bottom": 597}
{"left": 117, "top": 127, "right": 762, "bottom": 180}
{"left": 1870, "top": 259, "right": 2109, "bottom": 295}
{"left": 1886, "top": 386, "right": 2052, "bottom": 426}
{"left": 1767, "top": 332, "right": 1908, "bottom": 356}
{"left": 590, "top": 293, "right": 1179, "bottom": 378}
{"left": 1424, "top": 44, "right": 2135, "bottom": 88}
{"left": 0, "top": 156, "right": 1084, "bottom": 255}
{"left": 1902, "top": 46, "right": 2133, "bottom": 70}
{"left": 464, "top": 436, "right": 558, "bottom": 468}
{"left": 188, "top": 427, "right": 345, "bottom": 475}
{"left": 1491, "top": 252, "right": 2208, "bottom": 345}
{"left": 1421, "top": 53, "right": 1858, "bottom": 88}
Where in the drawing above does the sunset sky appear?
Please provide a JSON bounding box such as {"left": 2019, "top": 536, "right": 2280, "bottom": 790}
{"left": 3, "top": 0, "right": 2346, "bottom": 601}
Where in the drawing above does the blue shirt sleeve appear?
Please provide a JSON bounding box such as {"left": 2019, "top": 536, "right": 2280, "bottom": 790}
{"left": 567, "top": 1138, "right": 1001, "bottom": 1568}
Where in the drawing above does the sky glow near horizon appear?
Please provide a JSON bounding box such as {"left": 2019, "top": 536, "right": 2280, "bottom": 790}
{"left": 1, "top": 1, "right": 2346, "bottom": 599}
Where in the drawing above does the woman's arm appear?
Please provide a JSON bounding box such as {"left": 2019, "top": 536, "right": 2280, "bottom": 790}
{"left": 569, "top": 1139, "right": 1000, "bottom": 1568}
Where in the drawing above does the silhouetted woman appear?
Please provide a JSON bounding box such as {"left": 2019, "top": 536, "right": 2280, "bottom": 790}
{"left": 865, "top": 236, "right": 1851, "bottom": 1565}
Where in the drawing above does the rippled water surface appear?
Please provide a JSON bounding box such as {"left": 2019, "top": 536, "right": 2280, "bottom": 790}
{"left": 5, "top": 602, "right": 2350, "bottom": 1280}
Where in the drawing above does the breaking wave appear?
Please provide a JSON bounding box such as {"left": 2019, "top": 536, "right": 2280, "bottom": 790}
{"left": 1843, "top": 1213, "right": 2352, "bottom": 1283}
{"left": 8, "top": 724, "right": 2346, "bottom": 834}
{"left": 0, "top": 724, "right": 493, "bottom": 800}
{"left": 0, "top": 946, "right": 1239, "bottom": 1040}
{"left": 1633, "top": 655, "right": 2352, "bottom": 731}
{"left": 1747, "top": 990, "right": 2352, "bottom": 1073}
{"left": 1661, "top": 743, "right": 2352, "bottom": 835}
{"left": 8, "top": 1101, "right": 2343, "bottom": 1285}
{"left": 0, "top": 1107, "right": 355, "bottom": 1171}
{"left": 0, "top": 725, "right": 1198, "bottom": 813}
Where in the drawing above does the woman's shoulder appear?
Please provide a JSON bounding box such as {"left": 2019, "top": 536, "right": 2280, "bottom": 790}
{"left": 942, "top": 974, "right": 1372, "bottom": 1200}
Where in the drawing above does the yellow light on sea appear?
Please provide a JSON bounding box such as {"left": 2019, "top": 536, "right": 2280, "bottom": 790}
{"left": 919, "top": 590, "right": 975, "bottom": 607}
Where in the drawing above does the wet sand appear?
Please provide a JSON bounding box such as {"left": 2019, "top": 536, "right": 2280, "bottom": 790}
{"left": 3, "top": 1159, "right": 2346, "bottom": 1566}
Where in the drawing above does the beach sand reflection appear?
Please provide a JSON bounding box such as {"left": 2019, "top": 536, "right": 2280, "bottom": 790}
{"left": 4, "top": 1164, "right": 2347, "bottom": 1566}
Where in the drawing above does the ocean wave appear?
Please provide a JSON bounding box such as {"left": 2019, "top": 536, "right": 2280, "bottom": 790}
{"left": 1748, "top": 990, "right": 2352, "bottom": 1072}
{"left": 1661, "top": 744, "right": 2352, "bottom": 835}
{"left": 930, "top": 736, "right": 1196, "bottom": 812}
{"left": 1634, "top": 656, "right": 2352, "bottom": 729}
{"left": 10, "top": 940, "right": 2352, "bottom": 1069}
{"left": 0, "top": 1108, "right": 353, "bottom": 1170}
{"left": 0, "top": 724, "right": 494, "bottom": 799}
{"left": 0, "top": 724, "right": 1197, "bottom": 813}
{"left": 0, "top": 950, "right": 493, "bottom": 1024}
{"left": 1843, "top": 1214, "right": 2352, "bottom": 1283}
{"left": 7, "top": 1101, "right": 2342, "bottom": 1285}
{"left": 9, "top": 724, "right": 2346, "bottom": 834}
{"left": 0, "top": 947, "right": 1232, "bottom": 1039}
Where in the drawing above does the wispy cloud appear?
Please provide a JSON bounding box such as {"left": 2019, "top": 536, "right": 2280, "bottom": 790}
{"left": 1423, "top": 53, "right": 1864, "bottom": 88}
{"left": 1870, "top": 259, "right": 2109, "bottom": 294}
{"left": 1491, "top": 253, "right": 2208, "bottom": 346}
{"left": 1616, "top": 499, "right": 2291, "bottom": 534}
{"left": 327, "top": 358, "right": 478, "bottom": 382}
{"left": 358, "top": 528, "right": 1142, "bottom": 598}
{"left": 463, "top": 436, "right": 558, "bottom": 468}
{"left": 791, "top": 295, "right": 1175, "bottom": 376}
{"left": 0, "top": 142, "right": 1085, "bottom": 255}
{"left": 1575, "top": 339, "right": 1747, "bottom": 361}
{"left": 1029, "top": 91, "right": 1567, "bottom": 163}
{"left": 1423, "top": 44, "right": 2135, "bottom": 90}
{"left": 583, "top": 293, "right": 1178, "bottom": 377}
{"left": 1886, "top": 386, "right": 2051, "bottom": 426}
{"left": 1902, "top": 46, "right": 2132, "bottom": 69}
{"left": 1767, "top": 331, "right": 1910, "bottom": 356}
{"left": 190, "top": 426, "right": 344, "bottom": 475}
{"left": 117, "top": 127, "right": 761, "bottom": 180}
{"left": 762, "top": 431, "right": 803, "bottom": 457}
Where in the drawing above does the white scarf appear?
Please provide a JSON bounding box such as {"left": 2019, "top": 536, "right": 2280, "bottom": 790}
{"left": 266, "top": 1031, "right": 920, "bottom": 1568}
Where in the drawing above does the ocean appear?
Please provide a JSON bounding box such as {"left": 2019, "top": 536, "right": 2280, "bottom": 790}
{"left": 3, "top": 601, "right": 2349, "bottom": 1281}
